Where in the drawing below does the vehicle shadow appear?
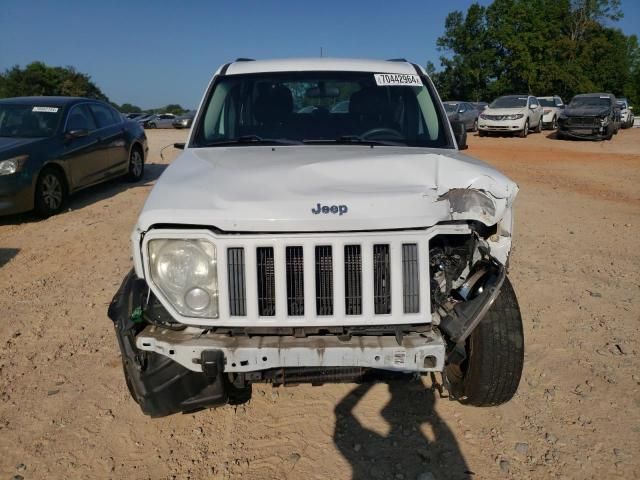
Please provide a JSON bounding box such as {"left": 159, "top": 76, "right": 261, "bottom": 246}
{"left": 0, "top": 248, "right": 20, "bottom": 268}
{"left": 0, "top": 163, "right": 167, "bottom": 226}
{"left": 334, "top": 380, "right": 472, "bottom": 480}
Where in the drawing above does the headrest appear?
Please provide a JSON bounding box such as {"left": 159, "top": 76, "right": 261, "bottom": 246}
{"left": 253, "top": 83, "right": 293, "bottom": 124}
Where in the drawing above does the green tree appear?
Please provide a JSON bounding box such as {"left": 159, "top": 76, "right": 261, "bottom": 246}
{"left": 118, "top": 103, "right": 142, "bottom": 113}
{"left": 162, "top": 104, "right": 185, "bottom": 115}
{"left": 0, "top": 62, "right": 108, "bottom": 101}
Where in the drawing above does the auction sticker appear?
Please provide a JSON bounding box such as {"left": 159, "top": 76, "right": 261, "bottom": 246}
{"left": 32, "top": 106, "right": 58, "bottom": 113}
{"left": 374, "top": 73, "right": 422, "bottom": 87}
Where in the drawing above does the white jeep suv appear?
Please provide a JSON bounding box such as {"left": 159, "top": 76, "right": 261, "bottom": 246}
{"left": 537, "top": 95, "right": 565, "bottom": 129}
{"left": 479, "top": 94, "right": 543, "bottom": 137}
{"left": 108, "top": 58, "right": 524, "bottom": 417}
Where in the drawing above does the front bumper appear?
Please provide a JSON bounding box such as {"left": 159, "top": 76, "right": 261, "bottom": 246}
{"left": 478, "top": 118, "right": 526, "bottom": 132}
{"left": 559, "top": 124, "right": 608, "bottom": 139}
{"left": 0, "top": 173, "right": 34, "bottom": 215}
{"left": 136, "top": 326, "right": 446, "bottom": 374}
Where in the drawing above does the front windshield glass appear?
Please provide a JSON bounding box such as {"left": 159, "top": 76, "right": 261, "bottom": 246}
{"left": 537, "top": 98, "right": 555, "bottom": 107}
{"left": 490, "top": 96, "right": 528, "bottom": 108}
{"left": 570, "top": 96, "right": 611, "bottom": 108}
{"left": 0, "top": 104, "right": 63, "bottom": 138}
{"left": 443, "top": 103, "right": 458, "bottom": 113}
{"left": 193, "top": 71, "right": 450, "bottom": 148}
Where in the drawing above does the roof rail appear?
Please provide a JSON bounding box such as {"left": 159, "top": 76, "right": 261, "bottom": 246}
{"left": 386, "top": 58, "right": 408, "bottom": 62}
{"left": 235, "top": 57, "right": 255, "bottom": 62}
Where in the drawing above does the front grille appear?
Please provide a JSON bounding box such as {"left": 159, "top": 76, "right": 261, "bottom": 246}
{"left": 286, "top": 246, "right": 305, "bottom": 316}
{"left": 315, "top": 246, "right": 334, "bottom": 315}
{"left": 568, "top": 116, "right": 597, "bottom": 126}
{"left": 223, "top": 239, "right": 426, "bottom": 320}
{"left": 257, "top": 247, "right": 276, "bottom": 316}
{"left": 373, "top": 244, "right": 391, "bottom": 314}
{"left": 227, "top": 248, "right": 246, "bottom": 316}
{"left": 344, "top": 245, "right": 362, "bottom": 315}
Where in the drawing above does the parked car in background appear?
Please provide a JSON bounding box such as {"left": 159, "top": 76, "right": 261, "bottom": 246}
{"left": 537, "top": 96, "right": 564, "bottom": 129}
{"left": 616, "top": 98, "right": 633, "bottom": 129}
{"left": 557, "top": 93, "right": 618, "bottom": 140}
{"left": 144, "top": 113, "right": 176, "bottom": 129}
{"left": 443, "top": 101, "right": 479, "bottom": 131}
{"left": 0, "top": 96, "right": 147, "bottom": 217}
{"left": 172, "top": 113, "right": 195, "bottom": 129}
{"left": 471, "top": 102, "right": 488, "bottom": 112}
{"left": 478, "top": 95, "right": 543, "bottom": 137}
{"left": 126, "top": 112, "right": 147, "bottom": 120}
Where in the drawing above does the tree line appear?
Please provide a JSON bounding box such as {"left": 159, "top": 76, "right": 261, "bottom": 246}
{"left": 429, "top": 0, "right": 639, "bottom": 105}
{"left": 0, "top": 61, "right": 188, "bottom": 114}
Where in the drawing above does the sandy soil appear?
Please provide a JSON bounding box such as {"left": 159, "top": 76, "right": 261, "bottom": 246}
{"left": 1, "top": 128, "right": 639, "bottom": 480}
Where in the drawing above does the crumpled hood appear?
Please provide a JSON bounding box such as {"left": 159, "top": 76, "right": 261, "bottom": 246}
{"left": 137, "top": 146, "right": 518, "bottom": 232}
{"left": 564, "top": 106, "right": 610, "bottom": 117}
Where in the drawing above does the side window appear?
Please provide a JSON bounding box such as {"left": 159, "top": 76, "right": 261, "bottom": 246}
{"left": 88, "top": 103, "right": 117, "bottom": 128}
{"left": 66, "top": 104, "right": 97, "bottom": 131}
{"left": 109, "top": 107, "right": 123, "bottom": 124}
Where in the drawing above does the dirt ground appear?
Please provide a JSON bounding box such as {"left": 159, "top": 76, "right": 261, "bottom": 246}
{"left": 1, "top": 127, "right": 639, "bottom": 480}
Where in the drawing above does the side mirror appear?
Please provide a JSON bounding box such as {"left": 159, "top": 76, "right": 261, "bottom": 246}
{"left": 451, "top": 121, "right": 468, "bottom": 150}
{"left": 174, "top": 142, "right": 185, "bottom": 150}
{"left": 65, "top": 129, "right": 89, "bottom": 140}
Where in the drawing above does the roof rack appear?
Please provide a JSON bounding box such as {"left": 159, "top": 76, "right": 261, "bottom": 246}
{"left": 386, "top": 58, "right": 408, "bottom": 62}
{"left": 235, "top": 57, "right": 255, "bottom": 62}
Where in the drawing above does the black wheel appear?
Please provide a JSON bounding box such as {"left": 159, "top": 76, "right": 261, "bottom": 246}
{"left": 551, "top": 116, "right": 558, "bottom": 130}
{"left": 519, "top": 120, "right": 529, "bottom": 138}
{"left": 126, "top": 146, "right": 144, "bottom": 182}
{"left": 478, "top": 130, "right": 487, "bottom": 137}
{"left": 445, "top": 276, "right": 524, "bottom": 406}
{"left": 34, "top": 167, "right": 67, "bottom": 217}
{"left": 535, "top": 118, "right": 542, "bottom": 133}
{"left": 148, "top": 123, "right": 156, "bottom": 129}
{"left": 606, "top": 123, "right": 614, "bottom": 140}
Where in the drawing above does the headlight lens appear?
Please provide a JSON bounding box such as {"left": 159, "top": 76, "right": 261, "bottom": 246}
{"left": 0, "top": 155, "right": 29, "bottom": 176}
{"left": 440, "top": 188, "right": 496, "bottom": 218}
{"left": 148, "top": 239, "right": 218, "bottom": 318}
{"left": 505, "top": 114, "right": 524, "bottom": 120}
{"left": 600, "top": 117, "right": 609, "bottom": 126}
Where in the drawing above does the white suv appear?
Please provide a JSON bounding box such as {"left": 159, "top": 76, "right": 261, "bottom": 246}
{"left": 537, "top": 95, "right": 565, "bottom": 129}
{"left": 108, "top": 58, "right": 524, "bottom": 417}
{"left": 479, "top": 94, "right": 543, "bottom": 137}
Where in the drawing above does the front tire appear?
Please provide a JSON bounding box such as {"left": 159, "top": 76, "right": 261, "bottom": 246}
{"left": 535, "top": 118, "right": 542, "bottom": 133}
{"left": 551, "top": 116, "right": 558, "bottom": 130}
{"left": 35, "top": 168, "right": 67, "bottom": 217}
{"left": 472, "top": 120, "right": 478, "bottom": 132}
{"left": 445, "top": 276, "right": 524, "bottom": 406}
{"left": 126, "top": 147, "right": 144, "bottom": 182}
{"left": 518, "top": 120, "right": 529, "bottom": 138}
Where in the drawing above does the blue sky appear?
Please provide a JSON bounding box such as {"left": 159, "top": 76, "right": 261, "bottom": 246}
{"left": 1, "top": 0, "right": 638, "bottom": 109}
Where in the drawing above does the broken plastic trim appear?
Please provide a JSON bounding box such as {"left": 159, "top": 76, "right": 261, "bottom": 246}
{"left": 438, "top": 260, "right": 506, "bottom": 343}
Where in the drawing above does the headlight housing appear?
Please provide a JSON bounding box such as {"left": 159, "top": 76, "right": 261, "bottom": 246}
{"left": 148, "top": 239, "right": 218, "bottom": 318}
{"left": 505, "top": 114, "right": 524, "bottom": 120}
{"left": 600, "top": 116, "right": 610, "bottom": 126}
{"left": 0, "top": 155, "right": 29, "bottom": 176}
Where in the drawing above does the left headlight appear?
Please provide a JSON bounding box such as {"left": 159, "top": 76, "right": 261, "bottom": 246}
{"left": 148, "top": 239, "right": 219, "bottom": 318}
{"left": 505, "top": 114, "right": 524, "bottom": 120}
{"left": 0, "top": 155, "right": 29, "bottom": 176}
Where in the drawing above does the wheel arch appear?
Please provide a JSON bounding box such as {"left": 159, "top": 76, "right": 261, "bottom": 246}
{"left": 35, "top": 162, "right": 70, "bottom": 196}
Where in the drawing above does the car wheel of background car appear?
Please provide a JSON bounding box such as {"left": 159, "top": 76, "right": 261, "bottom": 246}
{"left": 126, "top": 146, "right": 145, "bottom": 182}
{"left": 445, "top": 276, "right": 524, "bottom": 406}
{"left": 472, "top": 120, "right": 478, "bottom": 132}
{"left": 535, "top": 118, "right": 542, "bottom": 133}
{"left": 34, "top": 167, "right": 67, "bottom": 217}
{"left": 148, "top": 123, "right": 156, "bottom": 129}
{"left": 552, "top": 116, "right": 558, "bottom": 130}
{"left": 519, "top": 120, "right": 529, "bottom": 138}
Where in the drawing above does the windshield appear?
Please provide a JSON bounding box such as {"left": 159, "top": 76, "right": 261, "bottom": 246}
{"left": 192, "top": 71, "right": 450, "bottom": 148}
{"left": 490, "top": 96, "right": 528, "bottom": 109}
{"left": 570, "top": 96, "right": 611, "bottom": 108}
{"left": 0, "top": 104, "right": 63, "bottom": 138}
{"left": 537, "top": 98, "right": 556, "bottom": 107}
{"left": 443, "top": 103, "right": 459, "bottom": 113}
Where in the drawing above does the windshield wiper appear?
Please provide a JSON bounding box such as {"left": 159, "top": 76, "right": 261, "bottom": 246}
{"left": 203, "top": 135, "right": 302, "bottom": 146}
{"left": 303, "top": 135, "right": 406, "bottom": 146}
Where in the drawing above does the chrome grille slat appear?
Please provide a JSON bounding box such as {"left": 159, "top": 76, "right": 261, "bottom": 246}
{"left": 315, "top": 245, "right": 334, "bottom": 315}
{"left": 227, "top": 248, "right": 246, "bottom": 316}
{"left": 257, "top": 247, "right": 276, "bottom": 316}
{"left": 402, "top": 243, "right": 420, "bottom": 313}
{"left": 286, "top": 246, "right": 305, "bottom": 316}
{"left": 344, "top": 245, "right": 362, "bottom": 315}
